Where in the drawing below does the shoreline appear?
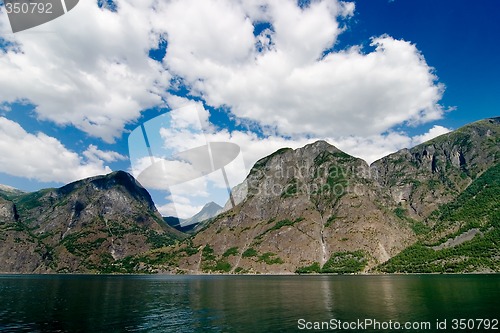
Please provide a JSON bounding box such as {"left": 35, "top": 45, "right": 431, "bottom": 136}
{"left": 0, "top": 271, "right": 498, "bottom": 277}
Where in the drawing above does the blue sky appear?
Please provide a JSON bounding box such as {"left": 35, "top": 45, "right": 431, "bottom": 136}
{"left": 0, "top": 0, "right": 498, "bottom": 218}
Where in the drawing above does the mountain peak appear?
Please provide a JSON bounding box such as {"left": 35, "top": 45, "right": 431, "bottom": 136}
{"left": 250, "top": 140, "right": 355, "bottom": 174}
{"left": 58, "top": 170, "right": 155, "bottom": 210}
{"left": 182, "top": 201, "right": 222, "bottom": 227}
{"left": 299, "top": 140, "right": 348, "bottom": 156}
{"left": 202, "top": 201, "right": 223, "bottom": 211}
{"left": 0, "top": 184, "right": 24, "bottom": 197}
{"left": 304, "top": 140, "right": 335, "bottom": 149}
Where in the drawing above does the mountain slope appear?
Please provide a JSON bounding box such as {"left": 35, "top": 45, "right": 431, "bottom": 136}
{"left": 0, "top": 171, "right": 182, "bottom": 273}
{"left": 123, "top": 117, "right": 499, "bottom": 274}
{"left": 378, "top": 162, "right": 500, "bottom": 273}
{"left": 372, "top": 117, "right": 500, "bottom": 219}
{"left": 1, "top": 118, "right": 498, "bottom": 274}
{"left": 0, "top": 184, "right": 24, "bottom": 199}
{"left": 130, "top": 141, "right": 417, "bottom": 274}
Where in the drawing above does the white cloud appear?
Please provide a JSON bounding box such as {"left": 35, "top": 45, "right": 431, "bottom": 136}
{"left": 0, "top": 0, "right": 170, "bottom": 143}
{"left": 156, "top": 194, "right": 204, "bottom": 218}
{"left": 159, "top": 0, "right": 445, "bottom": 138}
{"left": 411, "top": 125, "right": 451, "bottom": 145}
{"left": 1, "top": 0, "right": 446, "bottom": 144}
{"left": 332, "top": 132, "right": 413, "bottom": 164}
{"left": 0, "top": 102, "right": 12, "bottom": 113}
{"left": 330, "top": 126, "right": 452, "bottom": 164}
{"left": 0, "top": 117, "right": 116, "bottom": 183}
{"left": 83, "top": 144, "right": 127, "bottom": 163}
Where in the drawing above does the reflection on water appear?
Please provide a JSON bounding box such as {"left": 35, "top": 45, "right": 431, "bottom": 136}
{"left": 0, "top": 274, "right": 499, "bottom": 332}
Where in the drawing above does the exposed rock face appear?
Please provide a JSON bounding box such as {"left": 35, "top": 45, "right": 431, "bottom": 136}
{"left": 179, "top": 140, "right": 415, "bottom": 273}
{"left": 0, "top": 184, "right": 24, "bottom": 197}
{"left": 372, "top": 117, "right": 500, "bottom": 219}
{"left": 147, "top": 118, "right": 499, "bottom": 274}
{"left": 0, "top": 171, "right": 182, "bottom": 273}
{"left": 1, "top": 118, "right": 498, "bottom": 274}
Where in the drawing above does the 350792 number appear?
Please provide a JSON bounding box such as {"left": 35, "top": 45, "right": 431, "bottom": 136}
{"left": 451, "top": 319, "right": 498, "bottom": 330}
{"left": 4, "top": 2, "right": 53, "bottom": 14}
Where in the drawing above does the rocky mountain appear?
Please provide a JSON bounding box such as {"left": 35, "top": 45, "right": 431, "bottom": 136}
{"left": 156, "top": 140, "right": 416, "bottom": 274}
{"left": 0, "top": 184, "right": 24, "bottom": 198}
{"left": 164, "top": 202, "right": 223, "bottom": 233}
{"left": 0, "top": 171, "right": 182, "bottom": 273}
{"left": 372, "top": 117, "right": 500, "bottom": 220}
{"left": 376, "top": 118, "right": 500, "bottom": 273}
{"left": 184, "top": 202, "right": 222, "bottom": 227}
{"left": 119, "top": 117, "right": 499, "bottom": 274}
{"left": 379, "top": 161, "right": 500, "bottom": 273}
{"left": 1, "top": 117, "right": 498, "bottom": 274}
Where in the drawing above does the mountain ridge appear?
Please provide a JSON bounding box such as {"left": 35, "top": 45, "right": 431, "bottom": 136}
{"left": 0, "top": 117, "right": 498, "bottom": 274}
{"left": 137, "top": 116, "right": 498, "bottom": 274}
{"left": 0, "top": 171, "right": 182, "bottom": 273}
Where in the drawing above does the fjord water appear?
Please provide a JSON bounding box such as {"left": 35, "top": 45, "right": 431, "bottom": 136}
{"left": 0, "top": 275, "right": 498, "bottom": 332}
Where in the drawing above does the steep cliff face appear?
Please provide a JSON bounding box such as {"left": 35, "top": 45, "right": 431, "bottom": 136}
{"left": 1, "top": 118, "right": 498, "bottom": 274}
{"left": 372, "top": 117, "right": 500, "bottom": 219}
{"left": 379, "top": 162, "right": 500, "bottom": 273}
{"left": 133, "top": 118, "right": 499, "bottom": 274}
{"left": 179, "top": 140, "right": 415, "bottom": 273}
{"left": 0, "top": 171, "right": 182, "bottom": 273}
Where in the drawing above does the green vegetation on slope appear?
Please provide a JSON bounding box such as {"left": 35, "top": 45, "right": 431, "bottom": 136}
{"left": 379, "top": 163, "right": 500, "bottom": 273}
{"left": 296, "top": 251, "right": 367, "bottom": 274}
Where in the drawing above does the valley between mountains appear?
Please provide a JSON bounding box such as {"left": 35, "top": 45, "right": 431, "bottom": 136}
{"left": 0, "top": 117, "right": 499, "bottom": 274}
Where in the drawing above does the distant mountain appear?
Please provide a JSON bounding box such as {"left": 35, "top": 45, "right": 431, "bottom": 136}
{"left": 164, "top": 216, "right": 183, "bottom": 228}
{"left": 0, "top": 184, "right": 24, "bottom": 199}
{"left": 183, "top": 202, "right": 222, "bottom": 227}
{"left": 126, "top": 117, "right": 499, "bottom": 274}
{"left": 164, "top": 202, "right": 222, "bottom": 233}
{"left": 0, "top": 171, "right": 183, "bottom": 273}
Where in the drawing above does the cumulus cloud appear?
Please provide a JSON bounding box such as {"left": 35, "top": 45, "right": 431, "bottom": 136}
{"left": 0, "top": 117, "right": 117, "bottom": 183}
{"left": 1, "top": 0, "right": 446, "bottom": 143}
{"left": 411, "top": 125, "right": 451, "bottom": 145}
{"left": 158, "top": 0, "right": 445, "bottom": 138}
{"left": 0, "top": 0, "right": 170, "bottom": 143}
{"left": 83, "top": 144, "right": 127, "bottom": 163}
{"left": 156, "top": 194, "right": 204, "bottom": 219}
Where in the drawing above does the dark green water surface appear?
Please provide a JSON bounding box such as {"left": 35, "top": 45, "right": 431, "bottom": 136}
{"left": 0, "top": 274, "right": 498, "bottom": 332}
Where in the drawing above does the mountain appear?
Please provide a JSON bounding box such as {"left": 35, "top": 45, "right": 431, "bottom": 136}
{"left": 164, "top": 216, "right": 183, "bottom": 229}
{"left": 0, "top": 184, "right": 24, "bottom": 199}
{"left": 0, "top": 171, "right": 183, "bottom": 273}
{"left": 1, "top": 118, "right": 498, "bottom": 274}
{"left": 378, "top": 162, "right": 500, "bottom": 273}
{"left": 164, "top": 202, "right": 223, "bottom": 233}
{"left": 121, "top": 117, "right": 499, "bottom": 274}
{"left": 182, "top": 202, "right": 222, "bottom": 227}
{"left": 372, "top": 117, "right": 500, "bottom": 219}
{"left": 376, "top": 117, "right": 500, "bottom": 273}
{"left": 167, "top": 140, "right": 416, "bottom": 274}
